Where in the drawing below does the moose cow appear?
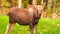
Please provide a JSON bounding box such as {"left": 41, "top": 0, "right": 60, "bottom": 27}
{"left": 5, "top": 5, "right": 44, "bottom": 34}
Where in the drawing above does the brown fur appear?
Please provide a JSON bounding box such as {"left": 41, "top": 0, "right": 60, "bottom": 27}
{"left": 5, "top": 5, "right": 43, "bottom": 34}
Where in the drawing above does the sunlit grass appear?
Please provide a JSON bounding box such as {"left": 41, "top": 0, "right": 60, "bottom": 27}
{"left": 0, "top": 15, "right": 60, "bottom": 34}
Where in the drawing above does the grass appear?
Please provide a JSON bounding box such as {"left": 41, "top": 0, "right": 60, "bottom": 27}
{"left": 0, "top": 15, "right": 60, "bottom": 34}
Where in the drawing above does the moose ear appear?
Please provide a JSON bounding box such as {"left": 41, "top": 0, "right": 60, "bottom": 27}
{"left": 37, "top": 2, "right": 46, "bottom": 10}
{"left": 42, "top": 2, "right": 46, "bottom": 8}
{"left": 37, "top": 5, "right": 43, "bottom": 10}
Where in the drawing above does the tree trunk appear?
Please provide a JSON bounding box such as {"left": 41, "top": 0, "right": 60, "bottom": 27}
{"left": 47, "top": 0, "right": 52, "bottom": 9}
{"left": 41, "top": 0, "right": 43, "bottom": 5}
{"left": 18, "top": 0, "right": 22, "bottom": 8}
{"left": 32, "top": 0, "right": 36, "bottom": 5}
{"left": 47, "top": 0, "right": 52, "bottom": 18}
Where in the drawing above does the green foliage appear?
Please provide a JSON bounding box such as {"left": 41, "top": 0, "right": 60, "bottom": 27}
{"left": 22, "top": 0, "right": 29, "bottom": 8}
{"left": 0, "top": 16, "right": 60, "bottom": 34}
{"left": 11, "top": 0, "right": 18, "bottom": 4}
{"left": 52, "top": 0, "right": 57, "bottom": 3}
{"left": 1, "top": 0, "right": 10, "bottom": 7}
{"left": 55, "top": 3, "right": 60, "bottom": 12}
{"left": 37, "top": 0, "right": 41, "bottom": 5}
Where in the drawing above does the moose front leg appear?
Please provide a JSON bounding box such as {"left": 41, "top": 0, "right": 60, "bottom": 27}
{"left": 33, "top": 24, "right": 37, "bottom": 34}
{"left": 29, "top": 23, "right": 33, "bottom": 34}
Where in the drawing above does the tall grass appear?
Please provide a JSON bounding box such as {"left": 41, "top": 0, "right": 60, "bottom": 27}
{"left": 0, "top": 15, "right": 60, "bottom": 34}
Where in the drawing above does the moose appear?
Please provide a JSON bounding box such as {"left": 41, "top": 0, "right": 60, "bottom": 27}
{"left": 5, "top": 5, "right": 44, "bottom": 34}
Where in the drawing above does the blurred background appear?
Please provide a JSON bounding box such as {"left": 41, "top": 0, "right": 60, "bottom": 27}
{"left": 0, "top": 0, "right": 60, "bottom": 34}
{"left": 0, "top": 0, "right": 60, "bottom": 19}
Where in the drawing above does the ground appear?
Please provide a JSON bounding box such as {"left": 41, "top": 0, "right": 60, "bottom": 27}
{"left": 0, "top": 15, "right": 60, "bottom": 34}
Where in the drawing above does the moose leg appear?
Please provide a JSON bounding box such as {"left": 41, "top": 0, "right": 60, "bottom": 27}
{"left": 5, "top": 23, "right": 10, "bottom": 34}
{"left": 5, "top": 23, "right": 15, "bottom": 34}
{"left": 33, "top": 24, "right": 37, "bottom": 34}
{"left": 10, "top": 23, "right": 15, "bottom": 34}
{"left": 29, "top": 24, "right": 33, "bottom": 34}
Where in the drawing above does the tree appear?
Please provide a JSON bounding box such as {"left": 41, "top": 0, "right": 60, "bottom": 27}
{"left": 32, "top": 0, "right": 36, "bottom": 5}
{"left": 18, "top": 0, "right": 22, "bottom": 8}
{"left": 47, "top": 0, "right": 52, "bottom": 18}
{"left": 47, "top": 0, "right": 52, "bottom": 10}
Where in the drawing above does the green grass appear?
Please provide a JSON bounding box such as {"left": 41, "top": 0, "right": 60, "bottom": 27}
{"left": 0, "top": 15, "right": 60, "bottom": 34}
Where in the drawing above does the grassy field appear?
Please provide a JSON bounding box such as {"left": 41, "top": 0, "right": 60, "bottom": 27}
{"left": 0, "top": 15, "right": 60, "bottom": 34}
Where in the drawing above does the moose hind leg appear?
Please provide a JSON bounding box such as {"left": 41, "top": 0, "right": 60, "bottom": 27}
{"left": 10, "top": 23, "right": 15, "bottom": 34}
{"left": 5, "top": 23, "right": 10, "bottom": 34}
{"left": 5, "top": 22, "right": 15, "bottom": 34}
